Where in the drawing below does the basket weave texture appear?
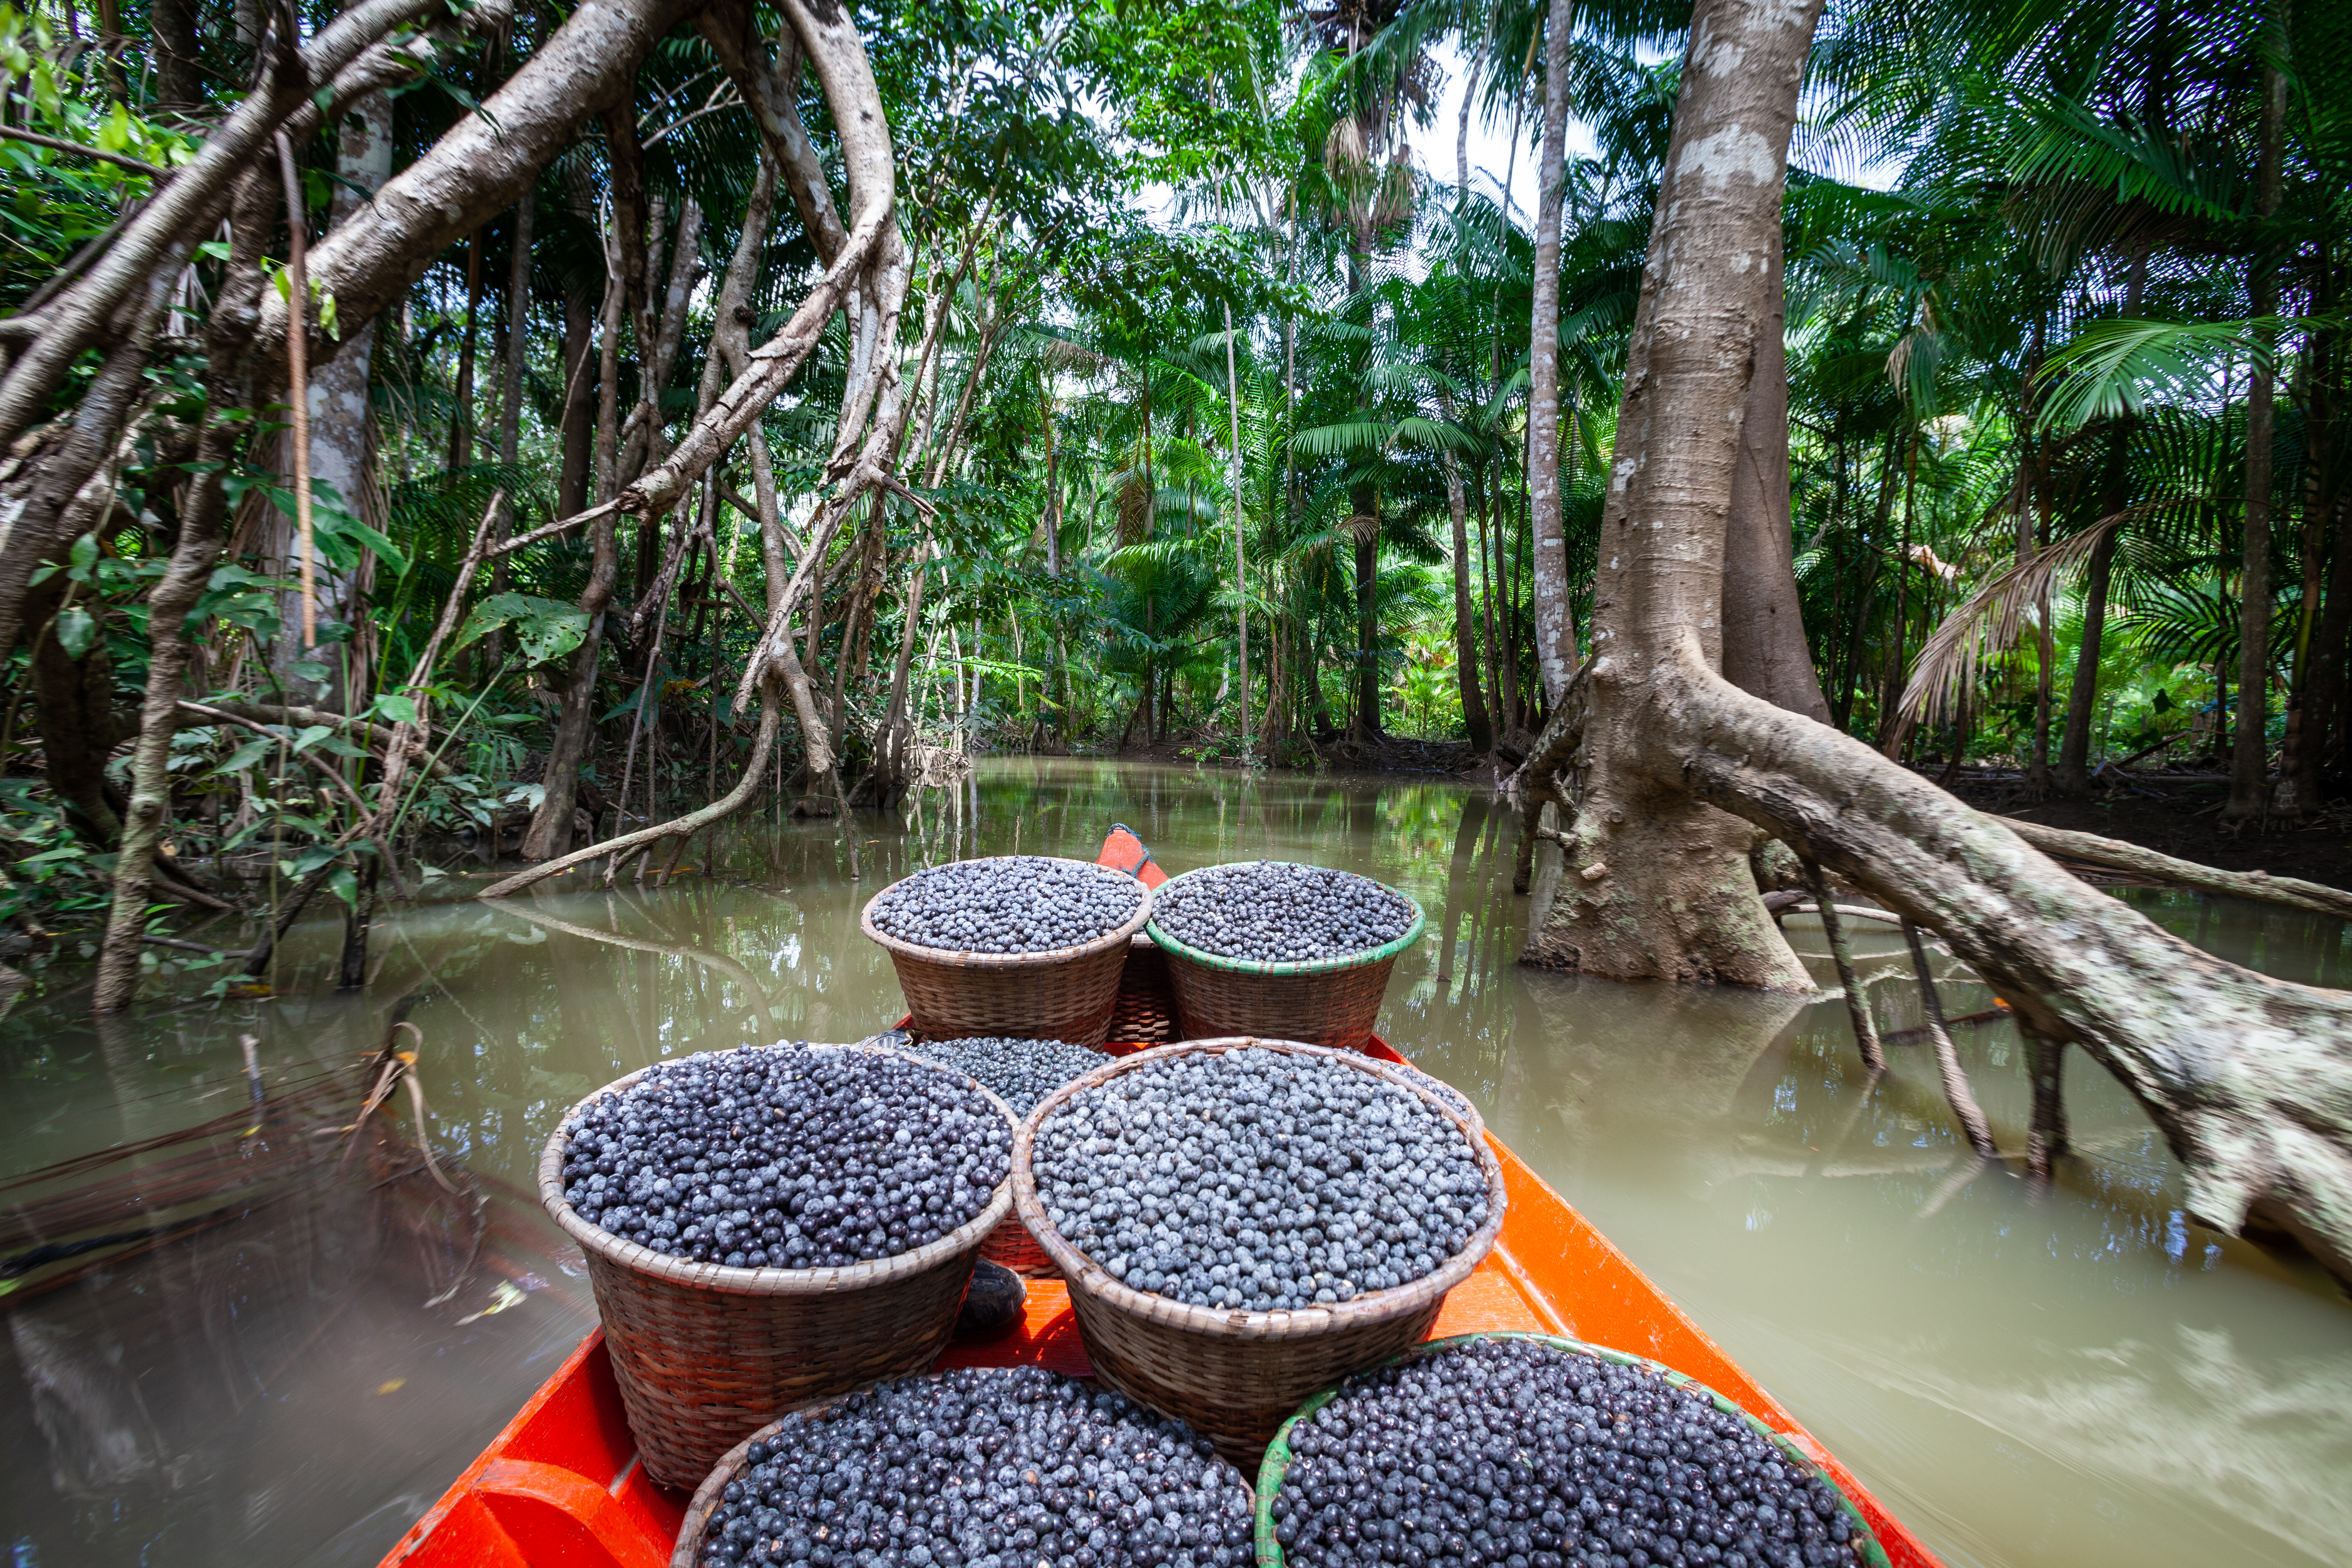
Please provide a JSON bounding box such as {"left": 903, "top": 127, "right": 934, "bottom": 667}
{"left": 1251, "top": 1333, "right": 1893, "bottom": 1568}
{"left": 1107, "top": 933, "right": 1178, "bottom": 1045}
{"left": 861, "top": 858, "right": 1153, "bottom": 1047}
{"left": 539, "top": 1044, "right": 1016, "bottom": 1488}
{"left": 1148, "top": 869, "right": 1425, "bottom": 1053}
{"left": 979, "top": 1213, "right": 1061, "bottom": 1278}
{"left": 1012, "top": 1037, "right": 1505, "bottom": 1468}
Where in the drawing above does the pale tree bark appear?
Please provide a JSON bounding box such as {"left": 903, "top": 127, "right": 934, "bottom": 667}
{"left": 485, "top": 0, "right": 908, "bottom": 892}
{"left": 268, "top": 90, "right": 393, "bottom": 709}
{"left": 258, "top": 0, "right": 702, "bottom": 365}
{"left": 1525, "top": 0, "right": 1579, "bottom": 709}
{"left": 0, "top": 0, "right": 482, "bottom": 444}
{"left": 1513, "top": 0, "right": 2352, "bottom": 1285}
{"left": 2224, "top": 26, "right": 2288, "bottom": 821}
{"left": 1522, "top": 0, "right": 1825, "bottom": 988}
{"left": 1718, "top": 223, "right": 1829, "bottom": 722}
{"left": 0, "top": 0, "right": 511, "bottom": 658}
{"left": 1674, "top": 658, "right": 2352, "bottom": 1279}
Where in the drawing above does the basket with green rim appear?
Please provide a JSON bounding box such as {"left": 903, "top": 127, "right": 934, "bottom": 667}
{"left": 1147, "top": 864, "right": 1426, "bottom": 1052}
{"left": 1252, "top": 1331, "right": 1893, "bottom": 1568}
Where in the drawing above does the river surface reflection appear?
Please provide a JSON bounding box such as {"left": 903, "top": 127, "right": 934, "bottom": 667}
{"left": 2, "top": 759, "right": 2346, "bottom": 1568}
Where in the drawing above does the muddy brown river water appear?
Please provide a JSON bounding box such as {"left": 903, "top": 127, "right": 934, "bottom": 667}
{"left": 1, "top": 760, "right": 2346, "bottom": 1567}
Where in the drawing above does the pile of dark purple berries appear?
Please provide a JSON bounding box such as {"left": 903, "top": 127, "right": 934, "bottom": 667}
{"left": 1269, "top": 1338, "right": 1867, "bottom": 1568}
{"left": 1152, "top": 862, "right": 1413, "bottom": 963}
{"left": 693, "top": 1367, "right": 1252, "bottom": 1568}
{"left": 558, "top": 1044, "right": 1010, "bottom": 1269}
{"left": 1034, "top": 1047, "right": 1488, "bottom": 1311}
{"left": 870, "top": 856, "right": 1145, "bottom": 954}
{"left": 906, "top": 1036, "right": 1109, "bottom": 1116}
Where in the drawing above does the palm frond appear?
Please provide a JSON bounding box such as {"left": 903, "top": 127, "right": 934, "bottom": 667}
{"left": 1898, "top": 507, "right": 2126, "bottom": 725}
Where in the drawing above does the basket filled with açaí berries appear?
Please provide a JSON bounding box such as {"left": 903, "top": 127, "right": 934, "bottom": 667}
{"left": 862, "top": 856, "right": 1154, "bottom": 1047}
{"left": 1012, "top": 1037, "right": 1505, "bottom": 1467}
{"left": 673, "top": 1367, "right": 1256, "bottom": 1568}
{"left": 1257, "top": 1333, "right": 1890, "bottom": 1568}
{"left": 540, "top": 1042, "right": 1016, "bottom": 1487}
{"left": 1147, "top": 862, "right": 1425, "bottom": 1052}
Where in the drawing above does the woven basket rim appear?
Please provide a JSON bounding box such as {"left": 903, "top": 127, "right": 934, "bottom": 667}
{"left": 1144, "top": 864, "right": 1426, "bottom": 977}
{"left": 539, "top": 1042, "right": 1016, "bottom": 1298}
{"left": 1011, "top": 1036, "right": 1506, "bottom": 1343}
{"left": 669, "top": 1384, "right": 879, "bottom": 1568}
{"left": 859, "top": 855, "right": 1154, "bottom": 971}
{"left": 1250, "top": 1331, "right": 1893, "bottom": 1568}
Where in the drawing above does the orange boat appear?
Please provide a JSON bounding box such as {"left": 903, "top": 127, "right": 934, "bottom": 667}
{"left": 384, "top": 829, "right": 1945, "bottom": 1568}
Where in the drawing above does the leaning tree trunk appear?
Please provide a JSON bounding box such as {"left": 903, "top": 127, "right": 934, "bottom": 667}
{"left": 0, "top": 0, "right": 515, "bottom": 658}
{"left": 1669, "top": 651, "right": 2352, "bottom": 1280}
{"left": 91, "top": 187, "right": 274, "bottom": 1012}
{"left": 1518, "top": 0, "right": 2352, "bottom": 1284}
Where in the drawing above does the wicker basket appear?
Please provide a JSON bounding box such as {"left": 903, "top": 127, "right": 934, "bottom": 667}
{"left": 861, "top": 858, "right": 1153, "bottom": 1047}
{"left": 669, "top": 1389, "right": 862, "bottom": 1568}
{"left": 1148, "top": 868, "right": 1426, "bottom": 1052}
{"left": 539, "top": 1044, "right": 1016, "bottom": 1488}
{"left": 979, "top": 1211, "right": 1061, "bottom": 1279}
{"left": 1107, "top": 932, "right": 1179, "bottom": 1045}
{"left": 1252, "top": 1333, "right": 1893, "bottom": 1568}
{"left": 1012, "top": 1037, "right": 1506, "bottom": 1468}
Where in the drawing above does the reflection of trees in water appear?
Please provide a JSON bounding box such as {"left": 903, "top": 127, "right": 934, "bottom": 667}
{"left": 0, "top": 1043, "right": 592, "bottom": 1565}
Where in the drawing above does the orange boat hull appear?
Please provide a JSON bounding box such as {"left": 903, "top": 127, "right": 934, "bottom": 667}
{"left": 384, "top": 828, "right": 1943, "bottom": 1568}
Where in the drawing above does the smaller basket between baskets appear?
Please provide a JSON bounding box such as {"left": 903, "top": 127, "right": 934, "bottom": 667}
{"left": 861, "top": 858, "right": 1153, "bottom": 1047}
{"left": 1146, "top": 867, "right": 1425, "bottom": 1052}
{"left": 1251, "top": 1332, "right": 1894, "bottom": 1568}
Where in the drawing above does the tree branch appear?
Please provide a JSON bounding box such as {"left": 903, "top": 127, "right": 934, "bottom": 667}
{"left": 1993, "top": 815, "right": 2352, "bottom": 921}
{"left": 0, "top": 124, "right": 171, "bottom": 179}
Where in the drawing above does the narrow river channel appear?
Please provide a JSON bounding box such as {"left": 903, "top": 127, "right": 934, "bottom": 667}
{"left": 3, "top": 760, "right": 2346, "bottom": 1568}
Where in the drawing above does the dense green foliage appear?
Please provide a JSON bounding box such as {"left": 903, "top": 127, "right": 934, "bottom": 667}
{"left": 0, "top": 0, "right": 2344, "bottom": 952}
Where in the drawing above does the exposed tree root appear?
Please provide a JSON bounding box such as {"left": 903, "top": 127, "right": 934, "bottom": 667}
{"left": 1645, "top": 636, "right": 2352, "bottom": 1280}
{"left": 1902, "top": 918, "right": 1997, "bottom": 1157}
{"left": 477, "top": 693, "right": 781, "bottom": 899}
{"left": 1805, "top": 859, "right": 1885, "bottom": 1070}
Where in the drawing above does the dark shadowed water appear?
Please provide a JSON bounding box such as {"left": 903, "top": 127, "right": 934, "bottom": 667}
{"left": 2, "top": 759, "right": 2346, "bottom": 1568}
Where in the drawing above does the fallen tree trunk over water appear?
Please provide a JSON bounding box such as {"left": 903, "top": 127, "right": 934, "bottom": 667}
{"left": 1665, "top": 636, "right": 2352, "bottom": 1277}
{"left": 1514, "top": 0, "right": 2352, "bottom": 1283}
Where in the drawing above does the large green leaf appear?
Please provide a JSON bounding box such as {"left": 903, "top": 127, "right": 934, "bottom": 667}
{"left": 451, "top": 593, "right": 590, "bottom": 666}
